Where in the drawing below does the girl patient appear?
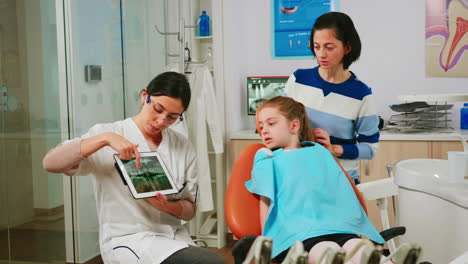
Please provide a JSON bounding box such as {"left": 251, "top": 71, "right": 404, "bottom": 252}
{"left": 244, "top": 96, "right": 421, "bottom": 264}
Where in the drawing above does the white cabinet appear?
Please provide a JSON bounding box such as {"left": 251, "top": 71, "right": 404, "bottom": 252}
{"left": 360, "top": 138, "right": 465, "bottom": 232}
{"left": 153, "top": 0, "right": 225, "bottom": 248}
{"left": 360, "top": 141, "right": 431, "bottom": 232}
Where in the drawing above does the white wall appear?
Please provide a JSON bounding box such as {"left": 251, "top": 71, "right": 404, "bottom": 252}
{"left": 222, "top": 0, "right": 468, "bottom": 134}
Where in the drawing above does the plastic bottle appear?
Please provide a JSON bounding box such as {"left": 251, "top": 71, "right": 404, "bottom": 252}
{"left": 199, "top": 10, "right": 210, "bottom": 37}
{"left": 461, "top": 103, "right": 468, "bottom": 129}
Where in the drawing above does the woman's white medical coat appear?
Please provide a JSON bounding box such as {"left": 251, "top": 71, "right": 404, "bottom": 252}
{"left": 64, "top": 118, "right": 198, "bottom": 264}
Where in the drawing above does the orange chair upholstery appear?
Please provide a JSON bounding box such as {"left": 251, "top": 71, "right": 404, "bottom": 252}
{"left": 225, "top": 143, "right": 265, "bottom": 238}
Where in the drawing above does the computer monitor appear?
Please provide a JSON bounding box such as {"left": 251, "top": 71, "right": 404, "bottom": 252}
{"left": 247, "top": 76, "right": 289, "bottom": 115}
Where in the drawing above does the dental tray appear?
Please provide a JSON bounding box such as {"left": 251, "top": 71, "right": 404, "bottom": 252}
{"left": 426, "top": 104, "right": 453, "bottom": 111}
{"left": 389, "top": 102, "right": 429, "bottom": 112}
{"left": 387, "top": 100, "right": 454, "bottom": 132}
{"left": 398, "top": 94, "right": 468, "bottom": 102}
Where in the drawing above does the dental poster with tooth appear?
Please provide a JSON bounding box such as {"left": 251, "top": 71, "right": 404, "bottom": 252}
{"left": 426, "top": 0, "right": 468, "bottom": 77}
{"left": 272, "top": 0, "right": 338, "bottom": 58}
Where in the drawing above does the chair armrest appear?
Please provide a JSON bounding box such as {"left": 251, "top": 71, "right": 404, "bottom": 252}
{"left": 357, "top": 178, "right": 398, "bottom": 201}
{"left": 232, "top": 235, "right": 258, "bottom": 264}
{"left": 379, "top": 226, "right": 406, "bottom": 242}
{"left": 358, "top": 178, "right": 400, "bottom": 255}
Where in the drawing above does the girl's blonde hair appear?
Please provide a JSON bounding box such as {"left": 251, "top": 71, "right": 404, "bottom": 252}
{"left": 256, "top": 96, "right": 313, "bottom": 142}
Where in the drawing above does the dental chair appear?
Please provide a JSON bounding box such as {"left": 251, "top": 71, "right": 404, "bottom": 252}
{"left": 224, "top": 143, "right": 406, "bottom": 264}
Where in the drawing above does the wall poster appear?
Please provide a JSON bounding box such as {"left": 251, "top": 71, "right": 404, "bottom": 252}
{"left": 272, "top": 0, "right": 338, "bottom": 58}
{"left": 426, "top": 0, "right": 468, "bottom": 77}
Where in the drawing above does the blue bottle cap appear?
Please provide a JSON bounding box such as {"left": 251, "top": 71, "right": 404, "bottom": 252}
{"left": 202, "top": 10, "right": 206, "bottom": 15}
{"left": 464, "top": 103, "right": 468, "bottom": 107}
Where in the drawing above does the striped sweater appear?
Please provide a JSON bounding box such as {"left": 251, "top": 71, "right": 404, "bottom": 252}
{"left": 284, "top": 66, "right": 379, "bottom": 180}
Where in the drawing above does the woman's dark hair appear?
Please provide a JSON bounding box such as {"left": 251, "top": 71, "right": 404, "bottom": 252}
{"left": 310, "top": 12, "right": 361, "bottom": 69}
{"left": 145, "top": 71, "right": 191, "bottom": 110}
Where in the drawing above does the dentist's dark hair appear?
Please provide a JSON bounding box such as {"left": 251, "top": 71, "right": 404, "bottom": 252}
{"left": 310, "top": 12, "right": 361, "bottom": 69}
{"left": 142, "top": 71, "right": 191, "bottom": 110}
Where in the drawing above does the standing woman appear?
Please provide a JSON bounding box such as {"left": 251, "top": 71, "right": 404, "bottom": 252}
{"left": 43, "top": 72, "right": 224, "bottom": 264}
{"left": 284, "top": 12, "right": 379, "bottom": 184}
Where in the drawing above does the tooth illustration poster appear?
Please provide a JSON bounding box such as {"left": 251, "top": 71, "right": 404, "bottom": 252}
{"left": 426, "top": 0, "right": 468, "bottom": 77}
{"left": 272, "top": 0, "right": 338, "bottom": 58}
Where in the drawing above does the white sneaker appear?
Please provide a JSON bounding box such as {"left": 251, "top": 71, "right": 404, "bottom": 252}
{"left": 281, "top": 241, "right": 308, "bottom": 264}
{"left": 242, "top": 236, "right": 273, "bottom": 264}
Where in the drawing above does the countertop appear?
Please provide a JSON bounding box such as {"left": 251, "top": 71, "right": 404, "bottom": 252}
{"left": 230, "top": 129, "right": 468, "bottom": 141}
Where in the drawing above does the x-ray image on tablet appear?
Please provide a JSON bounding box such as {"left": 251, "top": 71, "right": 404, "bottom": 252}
{"left": 114, "top": 152, "right": 178, "bottom": 199}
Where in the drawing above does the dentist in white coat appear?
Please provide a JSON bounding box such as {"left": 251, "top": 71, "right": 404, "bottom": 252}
{"left": 43, "top": 72, "right": 225, "bottom": 264}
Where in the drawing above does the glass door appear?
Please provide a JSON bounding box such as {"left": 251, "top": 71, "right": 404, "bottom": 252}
{"left": 0, "top": 12, "right": 7, "bottom": 258}
{"left": 63, "top": 0, "right": 179, "bottom": 262}
{"left": 0, "top": 0, "right": 180, "bottom": 262}
{"left": 0, "top": 0, "right": 68, "bottom": 262}
{"left": 64, "top": 0, "right": 126, "bottom": 262}
{"left": 0, "top": 6, "right": 8, "bottom": 255}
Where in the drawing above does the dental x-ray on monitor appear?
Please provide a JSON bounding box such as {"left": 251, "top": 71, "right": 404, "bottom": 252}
{"left": 247, "top": 76, "right": 288, "bottom": 115}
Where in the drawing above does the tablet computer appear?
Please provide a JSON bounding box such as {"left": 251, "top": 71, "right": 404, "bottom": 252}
{"left": 113, "top": 152, "right": 178, "bottom": 199}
